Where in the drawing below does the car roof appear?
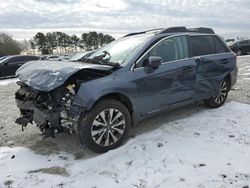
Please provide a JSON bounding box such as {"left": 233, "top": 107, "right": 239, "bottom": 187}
{"left": 124, "top": 26, "right": 216, "bottom": 39}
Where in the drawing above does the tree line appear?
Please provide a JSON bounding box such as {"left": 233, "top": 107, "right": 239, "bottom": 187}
{"left": 30, "top": 31, "right": 115, "bottom": 54}
{"left": 0, "top": 33, "right": 22, "bottom": 57}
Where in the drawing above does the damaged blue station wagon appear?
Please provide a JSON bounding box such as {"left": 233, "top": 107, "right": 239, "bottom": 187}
{"left": 15, "top": 27, "right": 238, "bottom": 152}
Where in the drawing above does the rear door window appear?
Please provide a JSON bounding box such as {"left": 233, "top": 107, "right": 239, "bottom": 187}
{"left": 190, "top": 35, "right": 215, "bottom": 56}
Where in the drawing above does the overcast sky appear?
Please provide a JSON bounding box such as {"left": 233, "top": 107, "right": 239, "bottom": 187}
{"left": 0, "top": 0, "right": 249, "bottom": 40}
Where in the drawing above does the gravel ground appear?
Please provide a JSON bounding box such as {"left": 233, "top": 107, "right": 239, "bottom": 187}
{"left": 0, "top": 56, "right": 249, "bottom": 158}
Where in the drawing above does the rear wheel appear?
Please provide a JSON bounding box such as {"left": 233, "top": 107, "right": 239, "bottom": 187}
{"left": 78, "top": 99, "right": 131, "bottom": 153}
{"left": 204, "top": 80, "right": 229, "bottom": 108}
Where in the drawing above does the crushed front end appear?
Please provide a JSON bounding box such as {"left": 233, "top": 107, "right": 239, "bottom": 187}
{"left": 15, "top": 81, "right": 81, "bottom": 138}
{"left": 14, "top": 60, "right": 113, "bottom": 139}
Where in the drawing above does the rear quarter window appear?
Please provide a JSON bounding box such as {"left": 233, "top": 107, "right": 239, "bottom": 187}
{"left": 190, "top": 35, "right": 215, "bottom": 56}
{"left": 213, "top": 36, "right": 229, "bottom": 53}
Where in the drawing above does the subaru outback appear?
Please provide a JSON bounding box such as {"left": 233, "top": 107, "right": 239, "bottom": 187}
{"left": 15, "top": 27, "right": 238, "bottom": 153}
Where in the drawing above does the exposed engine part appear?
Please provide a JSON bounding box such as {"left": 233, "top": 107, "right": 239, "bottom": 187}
{"left": 66, "top": 84, "right": 76, "bottom": 95}
{"left": 15, "top": 81, "right": 82, "bottom": 139}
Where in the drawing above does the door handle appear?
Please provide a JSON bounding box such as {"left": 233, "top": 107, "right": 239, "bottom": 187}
{"left": 182, "top": 66, "right": 194, "bottom": 72}
{"left": 220, "top": 59, "right": 228, "bottom": 64}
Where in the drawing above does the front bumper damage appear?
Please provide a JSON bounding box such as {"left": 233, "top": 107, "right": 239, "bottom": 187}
{"left": 15, "top": 81, "right": 83, "bottom": 139}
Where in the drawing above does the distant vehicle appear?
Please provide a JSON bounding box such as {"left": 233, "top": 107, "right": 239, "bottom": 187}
{"left": 40, "top": 55, "right": 61, "bottom": 61}
{"left": 228, "top": 39, "right": 250, "bottom": 56}
{"left": 15, "top": 27, "right": 237, "bottom": 153}
{"left": 68, "top": 51, "right": 94, "bottom": 62}
{"left": 0, "top": 55, "right": 40, "bottom": 78}
{"left": 0, "top": 56, "right": 8, "bottom": 61}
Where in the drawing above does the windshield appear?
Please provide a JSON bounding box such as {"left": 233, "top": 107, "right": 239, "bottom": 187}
{"left": 70, "top": 52, "right": 89, "bottom": 61}
{"left": 0, "top": 56, "right": 7, "bottom": 61}
{"left": 0, "top": 56, "right": 10, "bottom": 64}
{"left": 88, "top": 35, "right": 151, "bottom": 66}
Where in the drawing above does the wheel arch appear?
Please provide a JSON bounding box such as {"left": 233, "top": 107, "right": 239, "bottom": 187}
{"left": 93, "top": 92, "right": 134, "bottom": 116}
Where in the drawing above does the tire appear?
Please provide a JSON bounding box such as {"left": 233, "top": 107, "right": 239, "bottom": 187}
{"left": 78, "top": 99, "right": 131, "bottom": 153}
{"left": 204, "top": 80, "right": 229, "bottom": 108}
{"left": 237, "top": 49, "right": 242, "bottom": 56}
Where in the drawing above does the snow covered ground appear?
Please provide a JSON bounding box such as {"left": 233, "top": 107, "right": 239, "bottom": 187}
{"left": 0, "top": 78, "right": 19, "bottom": 86}
{"left": 1, "top": 101, "right": 250, "bottom": 188}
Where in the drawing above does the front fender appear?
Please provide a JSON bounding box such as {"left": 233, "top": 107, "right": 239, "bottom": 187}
{"left": 72, "top": 75, "right": 137, "bottom": 111}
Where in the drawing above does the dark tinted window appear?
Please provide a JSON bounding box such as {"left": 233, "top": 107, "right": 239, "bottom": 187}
{"left": 239, "top": 40, "right": 248, "bottom": 45}
{"left": 214, "top": 36, "right": 229, "bottom": 53}
{"left": 8, "top": 56, "right": 24, "bottom": 63}
{"left": 190, "top": 36, "right": 215, "bottom": 56}
{"left": 24, "top": 56, "right": 39, "bottom": 61}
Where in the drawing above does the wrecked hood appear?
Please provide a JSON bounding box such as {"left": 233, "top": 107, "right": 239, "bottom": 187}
{"left": 16, "top": 60, "right": 112, "bottom": 92}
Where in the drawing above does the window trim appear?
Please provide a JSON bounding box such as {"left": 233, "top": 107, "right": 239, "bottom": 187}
{"left": 131, "top": 34, "right": 189, "bottom": 70}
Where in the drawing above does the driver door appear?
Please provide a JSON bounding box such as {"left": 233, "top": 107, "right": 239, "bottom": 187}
{"left": 132, "top": 35, "right": 196, "bottom": 117}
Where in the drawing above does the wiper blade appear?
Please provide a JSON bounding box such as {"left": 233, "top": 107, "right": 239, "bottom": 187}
{"left": 83, "top": 58, "right": 121, "bottom": 68}
{"left": 92, "top": 50, "right": 111, "bottom": 61}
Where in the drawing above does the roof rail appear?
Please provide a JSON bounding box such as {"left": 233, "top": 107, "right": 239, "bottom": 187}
{"left": 123, "top": 28, "right": 163, "bottom": 37}
{"left": 188, "top": 27, "right": 215, "bottom": 34}
{"left": 123, "top": 27, "right": 215, "bottom": 38}
{"left": 158, "top": 26, "right": 215, "bottom": 34}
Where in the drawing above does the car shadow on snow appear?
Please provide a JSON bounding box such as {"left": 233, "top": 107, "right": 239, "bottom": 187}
{"left": 130, "top": 102, "right": 207, "bottom": 138}
{"left": 24, "top": 101, "right": 208, "bottom": 160}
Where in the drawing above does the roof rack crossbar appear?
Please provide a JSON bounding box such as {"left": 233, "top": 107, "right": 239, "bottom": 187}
{"left": 123, "top": 28, "right": 164, "bottom": 37}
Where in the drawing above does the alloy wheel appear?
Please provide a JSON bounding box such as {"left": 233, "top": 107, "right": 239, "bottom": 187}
{"left": 91, "top": 108, "right": 126, "bottom": 146}
{"left": 214, "top": 81, "right": 227, "bottom": 104}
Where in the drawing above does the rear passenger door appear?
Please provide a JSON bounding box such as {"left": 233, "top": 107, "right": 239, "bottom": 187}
{"left": 190, "top": 35, "right": 235, "bottom": 100}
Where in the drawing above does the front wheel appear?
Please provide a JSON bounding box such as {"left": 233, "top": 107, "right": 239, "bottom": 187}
{"left": 78, "top": 99, "right": 131, "bottom": 153}
{"left": 204, "top": 80, "right": 229, "bottom": 108}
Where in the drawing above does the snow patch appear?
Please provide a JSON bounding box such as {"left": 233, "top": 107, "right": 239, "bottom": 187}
{"left": 0, "top": 78, "right": 19, "bottom": 86}
{"left": 1, "top": 102, "right": 250, "bottom": 188}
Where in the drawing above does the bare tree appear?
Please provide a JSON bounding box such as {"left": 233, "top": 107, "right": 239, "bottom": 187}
{"left": 0, "top": 33, "right": 22, "bottom": 56}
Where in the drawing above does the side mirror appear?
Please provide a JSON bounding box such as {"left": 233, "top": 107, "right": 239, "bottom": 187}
{"left": 148, "top": 56, "right": 162, "bottom": 68}
{"left": 144, "top": 56, "right": 162, "bottom": 73}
